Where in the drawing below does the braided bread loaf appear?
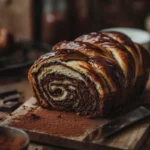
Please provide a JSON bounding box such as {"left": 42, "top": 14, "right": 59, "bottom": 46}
{"left": 28, "top": 31, "right": 150, "bottom": 117}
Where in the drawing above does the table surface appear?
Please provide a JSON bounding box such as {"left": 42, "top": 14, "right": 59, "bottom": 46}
{"left": 0, "top": 78, "right": 150, "bottom": 150}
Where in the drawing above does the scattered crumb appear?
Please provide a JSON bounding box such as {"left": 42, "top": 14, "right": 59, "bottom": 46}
{"left": 28, "top": 108, "right": 35, "bottom": 113}
{"left": 30, "top": 113, "right": 40, "bottom": 120}
{"left": 0, "top": 116, "right": 5, "bottom": 122}
{"left": 57, "top": 114, "right": 62, "bottom": 119}
{"left": 33, "top": 102, "right": 39, "bottom": 106}
{"left": 23, "top": 105, "right": 27, "bottom": 110}
{"left": 13, "top": 117, "right": 21, "bottom": 121}
{"left": 9, "top": 113, "right": 13, "bottom": 116}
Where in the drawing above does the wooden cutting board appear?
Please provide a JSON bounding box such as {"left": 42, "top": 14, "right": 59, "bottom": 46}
{"left": 1, "top": 97, "right": 150, "bottom": 150}
{"left": 1, "top": 80, "right": 150, "bottom": 150}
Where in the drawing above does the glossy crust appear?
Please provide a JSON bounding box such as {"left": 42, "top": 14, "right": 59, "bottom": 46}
{"left": 53, "top": 40, "right": 110, "bottom": 57}
{"left": 28, "top": 31, "right": 150, "bottom": 117}
{"left": 75, "top": 32, "right": 136, "bottom": 87}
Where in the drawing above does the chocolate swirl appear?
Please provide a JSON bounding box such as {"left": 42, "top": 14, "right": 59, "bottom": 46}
{"left": 28, "top": 31, "right": 150, "bottom": 117}
{"left": 29, "top": 50, "right": 113, "bottom": 117}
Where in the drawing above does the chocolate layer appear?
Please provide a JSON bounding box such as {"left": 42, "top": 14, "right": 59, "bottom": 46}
{"left": 28, "top": 31, "right": 150, "bottom": 118}
{"left": 29, "top": 50, "right": 112, "bottom": 117}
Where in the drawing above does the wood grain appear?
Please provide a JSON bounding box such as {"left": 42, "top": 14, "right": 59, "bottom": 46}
{"left": 1, "top": 96, "right": 150, "bottom": 150}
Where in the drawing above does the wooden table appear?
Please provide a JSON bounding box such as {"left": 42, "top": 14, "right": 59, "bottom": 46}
{"left": 0, "top": 78, "right": 150, "bottom": 150}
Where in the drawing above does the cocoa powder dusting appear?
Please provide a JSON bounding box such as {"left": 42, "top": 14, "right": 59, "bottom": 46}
{"left": 0, "top": 136, "right": 26, "bottom": 150}
{"left": 9, "top": 108, "right": 104, "bottom": 137}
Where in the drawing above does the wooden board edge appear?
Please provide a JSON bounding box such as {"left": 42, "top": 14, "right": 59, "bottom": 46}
{"left": 25, "top": 129, "right": 120, "bottom": 150}
{"left": 133, "top": 124, "right": 150, "bottom": 150}
{"left": 0, "top": 97, "right": 37, "bottom": 126}
{"left": 1, "top": 97, "right": 150, "bottom": 150}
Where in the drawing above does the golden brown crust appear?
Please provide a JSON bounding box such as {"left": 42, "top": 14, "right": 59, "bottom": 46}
{"left": 28, "top": 49, "right": 111, "bottom": 117}
{"left": 75, "top": 32, "right": 136, "bottom": 87}
{"left": 101, "top": 31, "right": 140, "bottom": 81}
{"left": 28, "top": 31, "right": 150, "bottom": 117}
{"left": 53, "top": 40, "right": 110, "bottom": 57}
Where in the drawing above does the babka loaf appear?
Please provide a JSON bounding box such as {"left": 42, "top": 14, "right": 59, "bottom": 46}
{"left": 28, "top": 31, "right": 150, "bottom": 117}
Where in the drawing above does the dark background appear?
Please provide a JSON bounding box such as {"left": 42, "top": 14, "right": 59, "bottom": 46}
{"left": 0, "top": 0, "right": 150, "bottom": 46}
{"left": 35, "top": 0, "right": 150, "bottom": 44}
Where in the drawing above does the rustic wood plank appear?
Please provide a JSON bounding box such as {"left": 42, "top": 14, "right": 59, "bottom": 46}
{"left": 1, "top": 96, "right": 150, "bottom": 150}
{"left": 101, "top": 121, "right": 150, "bottom": 150}
{"left": 0, "top": 79, "right": 33, "bottom": 102}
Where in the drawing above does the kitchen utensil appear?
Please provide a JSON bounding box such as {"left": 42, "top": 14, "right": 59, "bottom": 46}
{"left": 0, "top": 126, "right": 30, "bottom": 150}
{"left": 84, "top": 106, "right": 150, "bottom": 142}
